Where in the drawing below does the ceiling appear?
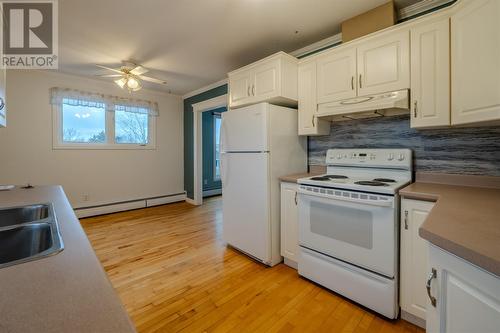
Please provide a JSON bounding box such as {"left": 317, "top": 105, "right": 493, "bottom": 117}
{"left": 58, "top": 0, "right": 420, "bottom": 95}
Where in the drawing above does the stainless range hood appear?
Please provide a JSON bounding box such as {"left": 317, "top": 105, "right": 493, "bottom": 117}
{"left": 317, "top": 89, "right": 410, "bottom": 121}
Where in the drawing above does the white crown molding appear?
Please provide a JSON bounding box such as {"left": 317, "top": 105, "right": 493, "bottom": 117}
{"left": 184, "top": 0, "right": 455, "bottom": 95}
{"left": 399, "top": 0, "right": 454, "bottom": 20}
{"left": 290, "top": 33, "right": 343, "bottom": 58}
{"left": 182, "top": 78, "right": 228, "bottom": 100}
{"left": 291, "top": 0, "right": 455, "bottom": 58}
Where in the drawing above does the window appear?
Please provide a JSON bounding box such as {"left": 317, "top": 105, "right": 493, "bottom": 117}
{"left": 62, "top": 102, "right": 106, "bottom": 143}
{"left": 214, "top": 114, "right": 222, "bottom": 180}
{"left": 51, "top": 88, "right": 157, "bottom": 149}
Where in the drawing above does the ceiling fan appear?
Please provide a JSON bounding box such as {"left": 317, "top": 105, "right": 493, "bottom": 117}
{"left": 95, "top": 61, "right": 167, "bottom": 92}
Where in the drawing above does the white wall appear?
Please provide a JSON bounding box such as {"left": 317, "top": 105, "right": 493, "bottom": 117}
{"left": 0, "top": 70, "right": 184, "bottom": 208}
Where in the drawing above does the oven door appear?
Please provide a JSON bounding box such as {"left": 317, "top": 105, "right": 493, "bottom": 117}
{"left": 298, "top": 186, "right": 397, "bottom": 278}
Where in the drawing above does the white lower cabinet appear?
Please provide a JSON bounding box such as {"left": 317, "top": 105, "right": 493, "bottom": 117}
{"left": 426, "top": 244, "right": 500, "bottom": 333}
{"left": 400, "top": 199, "right": 434, "bottom": 326}
{"left": 280, "top": 182, "right": 299, "bottom": 267}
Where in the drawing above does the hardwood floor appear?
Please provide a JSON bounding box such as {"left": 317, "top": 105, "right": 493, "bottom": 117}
{"left": 81, "top": 197, "right": 424, "bottom": 333}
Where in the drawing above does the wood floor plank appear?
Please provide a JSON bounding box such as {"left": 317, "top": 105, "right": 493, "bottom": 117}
{"left": 81, "top": 197, "right": 424, "bottom": 333}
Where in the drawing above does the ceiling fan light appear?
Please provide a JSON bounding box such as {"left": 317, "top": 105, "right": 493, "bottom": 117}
{"left": 127, "top": 77, "right": 140, "bottom": 89}
{"left": 115, "top": 77, "right": 127, "bottom": 89}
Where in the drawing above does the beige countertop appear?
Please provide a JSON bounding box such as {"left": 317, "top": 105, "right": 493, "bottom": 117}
{"left": 279, "top": 165, "right": 326, "bottom": 183}
{"left": 0, "top": 186, "right": 136, "bottom": 333}
{"left": 400, "top": 182, "right": 500, "bottom": 277}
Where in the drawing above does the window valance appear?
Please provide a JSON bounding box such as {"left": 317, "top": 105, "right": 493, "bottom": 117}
{"left": 49, "top": 87, "right": 159, "bottom": 116}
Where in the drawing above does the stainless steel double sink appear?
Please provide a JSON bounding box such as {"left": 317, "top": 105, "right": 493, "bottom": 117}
{"left": 0, "top": 203, "right": 64, "bottom": 269}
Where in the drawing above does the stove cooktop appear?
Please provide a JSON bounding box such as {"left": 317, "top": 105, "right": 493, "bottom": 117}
{"left": 298, "top": 174, "right": 410, "bottom": 195}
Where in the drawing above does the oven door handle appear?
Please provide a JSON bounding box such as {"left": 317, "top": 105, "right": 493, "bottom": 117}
{"left": 298, "top": 189, "right": 394, "bottom": 207}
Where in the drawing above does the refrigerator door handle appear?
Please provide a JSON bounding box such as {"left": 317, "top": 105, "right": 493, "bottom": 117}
{"left": 220, "top": 152, "right": 228, "bottom": 188}
{"left": 220, "top": 118, "right": 227, "bottom": 153}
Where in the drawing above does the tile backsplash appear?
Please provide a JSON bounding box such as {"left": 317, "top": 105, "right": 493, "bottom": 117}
{"left": 308, "top": 115, "right": 500, "bottom": 176}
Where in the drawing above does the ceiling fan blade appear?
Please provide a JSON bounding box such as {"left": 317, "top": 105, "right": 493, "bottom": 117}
{"left": 130, "top": 65, "right": 148, "bottom": 76}
{"left": 140, "top": 75, "right": 167, "bottom": 84}
{"left": 96, "top": 74, "right": 123, "bottom": 77}
{"left": 96, "top": 64, "right": 124, "bottom": 74}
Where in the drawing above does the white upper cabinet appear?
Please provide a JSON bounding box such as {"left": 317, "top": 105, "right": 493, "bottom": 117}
{"left": 228, "top": 52, "right": 298, "bottom": 109}
{"left": 298, "top": 61, "right": 330, "bottom": 136}
{"left": 229, "top": 72, "right": 252, "bottom": 107}
{"left": 317, "top": 47, "right": 357, "bottom": 104}
{"left": 410, "top": 18, "right": 450, "bottom": 128}
{"left": 451, "top": 0, "right": 500, "bottom": 125}
{"left": 357, "top": 30, "right": 410, "bottom": 96}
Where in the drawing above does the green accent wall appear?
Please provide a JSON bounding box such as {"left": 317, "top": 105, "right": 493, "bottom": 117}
{"left": 183, "top": 84, "right": 228, "bottom": 199}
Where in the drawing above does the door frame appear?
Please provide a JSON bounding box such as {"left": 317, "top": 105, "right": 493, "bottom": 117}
{"left": 191, "top": 94, "right": 228, "bottom": 205}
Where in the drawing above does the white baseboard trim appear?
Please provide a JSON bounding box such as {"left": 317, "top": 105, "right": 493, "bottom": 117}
{"left": 284, "top": 258, "right": 298, "bottom": 270}
{"left": 185, "top": 197, "right": 197, "bottom": 205}
{"left": 203, "top": 188, "right": 222, "bottom": 197}
{"left": 75, "top": 193, "right": 186, "bottom": 218}
{"left": 401, "top": 310, "right": 426, "bottom": 329}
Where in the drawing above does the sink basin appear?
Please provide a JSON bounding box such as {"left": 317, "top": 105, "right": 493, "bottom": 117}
{"left": 0, "top": 204, "right": 49, "bottom": 228}
{"left": 0, "top": 203, "right": 64, "bottom": 269}
{"left": 0, "top": 223, "right": 55, "bottom": 264}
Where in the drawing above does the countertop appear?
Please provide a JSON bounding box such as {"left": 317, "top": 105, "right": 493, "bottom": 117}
{"left": 400, "top": 182, "right": 500, "bottom": 277}
{"left": 0, "top": 186, "right": 136, "bottom": 333}
{"left": 279, "top": 166, "right": 326, "bottom": 183}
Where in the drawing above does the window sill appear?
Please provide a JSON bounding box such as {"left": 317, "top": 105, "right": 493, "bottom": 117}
{"left": 52, "top": 144, "right": 156, "bottom": 150}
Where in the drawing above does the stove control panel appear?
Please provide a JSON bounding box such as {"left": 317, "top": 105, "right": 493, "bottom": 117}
{"left": 326, "top": 149, "right": 412, "bottom": 170}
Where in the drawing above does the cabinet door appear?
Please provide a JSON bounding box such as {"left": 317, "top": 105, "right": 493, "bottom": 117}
{"left": 317, "top": 47, "right": 357, "bottom": 103}
{"left": 357, "top": 30, "right": 410, "bottom": 96}
{"left": 400, "top": 199, "right": 434, "bottom": 321}
{"left": 451, "top": 0, "right": 500, "bottom": 125}
{"left": 280, "top": 182, "right": 299, "bottom": 263}
{"left": 253, "top": 58, "right": 280, "bottom": 100}
{"left": 410, "top": 19, "right": 450, "bottom": 128}
{"left": 298, "top": 61, "right": 330, "bottom": 136}
{"left": 0, "top": 67, "right": 5, "bottom": 127}
{"left": 228, "top": 71, "right": 253, "bottom": 108}
{"left": 427, "top": 244, "right": 500, "bottom": 333}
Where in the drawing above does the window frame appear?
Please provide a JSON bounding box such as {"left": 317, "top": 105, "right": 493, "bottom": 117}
{"left": 213, "top": 113, "right": 221, "bottom": 181}
{"left": 52, "top": 103, "right": 156, "bottom": 150}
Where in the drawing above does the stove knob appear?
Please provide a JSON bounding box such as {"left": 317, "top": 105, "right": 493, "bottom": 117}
{"left": 398, "top": 154, "right": 405, "bottom": 161}
{"left": 388, "top": 153, "right": 394, "bottom": 161}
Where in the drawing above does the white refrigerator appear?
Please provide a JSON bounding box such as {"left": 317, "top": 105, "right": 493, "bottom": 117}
{"left": 221, "top": 103, "right": 307, "bottom": 266}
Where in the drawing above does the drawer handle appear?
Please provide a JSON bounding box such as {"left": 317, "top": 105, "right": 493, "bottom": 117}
{"left": 359, "top": 74, "right": 362, "bottom": 89}
{"left": 351, "top": 76, "right": 354, "bottom": 90}
{"left": 252, "top": 85, "right": 255, "bottom": 96}
{"left": 414, "top": 100, "right": 418, "bottom": 118}
{"left": 311, "top": 115, "right": 315, "bottom": 127}
{"left": 294, "top": 192, "right": 298, "bottom": 205}
{"left": 247, "top": 86, "right": 251, "bottom": 97}
{"left": 404, "top": 210, "right": 408, "bottom": 230}
{"left": 426, "top": 268, "right": 437, "bottom": 307}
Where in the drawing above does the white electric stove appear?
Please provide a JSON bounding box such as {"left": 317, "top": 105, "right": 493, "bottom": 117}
{"left": 297, "top": 148, "right": 412, "bottom": 319}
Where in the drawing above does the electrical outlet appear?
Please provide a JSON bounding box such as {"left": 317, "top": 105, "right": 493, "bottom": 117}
{"left": 83, "top": 194, "right": 90, "bottom": 202}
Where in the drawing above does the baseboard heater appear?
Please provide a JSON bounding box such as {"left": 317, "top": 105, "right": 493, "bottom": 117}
{"left": 74, "top": 192, "right": 186, "bottom": 218}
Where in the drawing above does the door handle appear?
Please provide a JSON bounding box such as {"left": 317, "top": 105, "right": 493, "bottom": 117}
{"left": 252, "top": 84, "right": 255, "bottom": 96}
{"left": 247, "top": 86, "right": 251, "bottom": 97}
{"left": 294, "top": 192, "right": 298, "bottom": 205}
{"left": 359, "top": 74, "right": 362, "bottom": 88}
{"left": 414, "top": 101, "right": 418, "bottom": 118}
{"left": 351, "top": 76, "right": 354, "bottom": 90}
{"left": 426, "top": 268, "right": 437, "bottom": 307}
{"left": 311, "top": 115, "right": 315, "bottom": 127}
{"left": 404, "top": 210, "right": 408, "bottom": 230}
